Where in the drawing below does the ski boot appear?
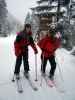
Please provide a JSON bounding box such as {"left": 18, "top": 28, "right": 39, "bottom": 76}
{"left": 49, "top": 74, "right": 54, "bottom": 81}
{"left": 24, "top": 70, "right": 29, "bottom": 79}
{"left": 12, "top": 74, "right": 20, "bottom": 82}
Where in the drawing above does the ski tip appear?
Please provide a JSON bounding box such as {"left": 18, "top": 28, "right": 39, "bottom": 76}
{"left": 34, "top": 87, "right": 38, "bottom": 91}
{"left": 12, "top": 79, "right": 15, "bottom": 82}
{"left": 35, "top": 79, "right": 38, "bottom": 82}
{"left": 18, "top": 90, "right": 23, "bottom": 93}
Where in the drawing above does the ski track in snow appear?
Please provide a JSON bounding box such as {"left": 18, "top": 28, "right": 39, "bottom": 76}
{"left": 0, "top": 35, "right": 75, "bottom": 100}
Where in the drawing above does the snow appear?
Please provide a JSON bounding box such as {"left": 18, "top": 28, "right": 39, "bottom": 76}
{"left": 0, "top": 35, "right": 75, "bottom": 100}
{"left": 39, "top": 1, "right": 49, "bottom": 6}
{"left": 60, "top": 7, "right": 67, "bottom": 12}
{"left": 49, "top": 7, "right": 67, "bottom": 13}
{"left": 51, "top": 2, "right": 58, "bottom": 6}
{"left": 35, "top": 6, "right": 67, "bottom": 14}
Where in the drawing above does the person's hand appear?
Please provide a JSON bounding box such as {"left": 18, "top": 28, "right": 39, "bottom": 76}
{"left": 55, "top": 32, "right": 61, "bottom": 38}
{"left": 35, "top": 49, "right": 38, "bottom": 54}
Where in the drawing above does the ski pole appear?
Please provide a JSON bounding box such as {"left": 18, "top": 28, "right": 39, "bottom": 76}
{"left": 40, "top": 54, "right": 44, "bottom": 87}
{"left": 55, "top": 56, "right": 64, "bottom": 82}
{"left": 35, "top": 54, "right": 38, "bottom": 81}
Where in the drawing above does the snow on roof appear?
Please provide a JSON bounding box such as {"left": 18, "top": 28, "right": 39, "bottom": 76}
{"left": 49, "top": 7, "right": 57, "bottom": 13}
{"left": 38, "top": 1, "right": 58, "bottom": 7}
{"left": 72, "top": 0, "right": 75, "bottom": 2}
{"left": 34, "top": 6, "right": 66, "bottom": 15}
{"left": 34, "top": 10, "right": 57, "bottom": 15}
{"left": 51, "top": 1, "right": 58, "bottom": 6}
{"left": 39, "top": 1, "right": 49, "bottom": 6}
{"left": 60, "top": 7, "right": 67, "bottom": 12}
{"left": 36, "top": 1, "right": 58, "bottom": 7}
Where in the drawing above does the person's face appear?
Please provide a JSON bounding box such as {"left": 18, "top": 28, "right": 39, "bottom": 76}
{"left": 26, "top": 27, "right": 31, "bottom": 33}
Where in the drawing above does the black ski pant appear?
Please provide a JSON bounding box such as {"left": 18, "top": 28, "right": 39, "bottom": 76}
{"left": 14, "top": 52, "right": 29, "bottom": 75}
{"left": 41, "top": 55, "right": 56, "bottom": 77}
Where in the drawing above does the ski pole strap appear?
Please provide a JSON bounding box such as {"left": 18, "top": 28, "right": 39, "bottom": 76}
{"left": 55, "top": 56, "right": 64, "bottom": 82}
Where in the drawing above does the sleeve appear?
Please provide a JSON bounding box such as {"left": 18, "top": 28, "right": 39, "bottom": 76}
{"left": 15, "top": 35, "right": 22, "bottom": 42}
{"left": 14, "top": 35, "right": 22, "bottom": 56}
{"left": 37, "top": 38, "right": 46, "bottom": 51}
{"left": 54, "top": 37, "right": 61, "bottom": 51}
{"left": 55, "top": 32, "right": 62, "bottom": 39}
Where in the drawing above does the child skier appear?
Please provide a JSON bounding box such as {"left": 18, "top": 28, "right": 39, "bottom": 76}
{"left": 37, "top": 28, "right": 61, "bottom": 80}
{"left": 14, "top": 24, "right": 38, "bottom": 78}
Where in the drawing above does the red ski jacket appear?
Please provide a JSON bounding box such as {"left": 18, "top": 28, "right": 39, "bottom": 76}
{"left": 14, "top": 32, "right": 37, "bottom": 57}
{"left": 37, "top": 35, "right": 61, "bottom": 58}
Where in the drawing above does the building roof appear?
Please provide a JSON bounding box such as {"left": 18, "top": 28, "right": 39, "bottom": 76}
{"left": 37, "top": 0, "right": 49, "bottom": 4}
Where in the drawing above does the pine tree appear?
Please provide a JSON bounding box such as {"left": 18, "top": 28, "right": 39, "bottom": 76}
{"left": 31, "top": 11, "right": 40, "bottom": 38}
{"left": 25, "top": 12, "right": 31, "bottom": 24}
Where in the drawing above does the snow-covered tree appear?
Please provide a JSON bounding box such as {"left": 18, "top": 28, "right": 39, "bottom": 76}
{"left": 57, "top": 15, "right": 75, "bottom": 50}
{"left": 25, "top": 12, "right": 32, "bottom": 24}
{"left": 31, "top": 11, "right": 40, "bottom": 39}
{"left": 0, "top": 0, "right": 8, "bottom": 36}
{"left": 25, "top": 12, "right": 40, "bottom": 39}
{"left": 6, "top": 12, "right": 23, "bottom": 35}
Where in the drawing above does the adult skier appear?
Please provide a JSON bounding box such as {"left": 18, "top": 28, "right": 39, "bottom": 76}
{"left": 14, "top": 24, "right": 38, "bottom": 78}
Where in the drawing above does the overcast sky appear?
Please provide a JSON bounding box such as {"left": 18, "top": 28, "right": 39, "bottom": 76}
{"left": 6, "top": 0, "right": 37, "bottom": 24}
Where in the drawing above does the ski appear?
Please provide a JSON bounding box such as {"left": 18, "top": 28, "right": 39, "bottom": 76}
{"left": 12, "top": 76, "right": 23, "bottom": 93}
{"left": 42, "top": 74, "right": 54, "bottom": 87}
{"left": 24, "top": 73, "right": 38, "bottom": 91}
{"left": 42, "top": 74, "right": 65, "bottom": 93}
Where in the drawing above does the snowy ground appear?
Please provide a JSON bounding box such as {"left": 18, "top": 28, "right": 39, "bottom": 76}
{"left": 0, "top": 35, "right": 75, "bottom": 100}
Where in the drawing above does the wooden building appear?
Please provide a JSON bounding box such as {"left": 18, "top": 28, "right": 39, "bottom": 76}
{"left": 31, "top": 0, "right": 65, "bottom": 31}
